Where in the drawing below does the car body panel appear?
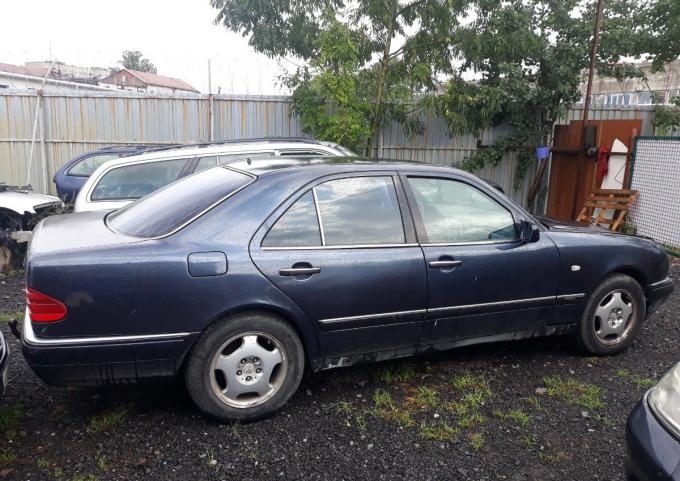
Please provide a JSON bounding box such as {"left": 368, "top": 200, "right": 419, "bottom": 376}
{"left": 626, "top": 393, "right": 680, "bottom": 481}
{"left": 0, "top": 190, "right": 62, "bottom": 216}
{"left": 21, "top": 158, "right": 673, "bottom": 386}
{"left": 73, "top": 140, "right": 355, "bottom": 212}
{"left": 53, "top": 145, "right": 165, "bottom": 202}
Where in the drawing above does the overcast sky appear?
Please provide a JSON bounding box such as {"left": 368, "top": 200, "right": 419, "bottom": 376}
{"left": 1, "top": 0, "right": 288, "bottom": 94}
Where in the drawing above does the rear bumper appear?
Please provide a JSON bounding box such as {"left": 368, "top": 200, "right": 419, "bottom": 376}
{"left": 626, "top": 393, "right": 680, "bottom": 481}
{"left": 646, "top": 277, "right": 675, "bottom": 319}
{"left": 21, "top": 309, "right": 199, "bottom": 386}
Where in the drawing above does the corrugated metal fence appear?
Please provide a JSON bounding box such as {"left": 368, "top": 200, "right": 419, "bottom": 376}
{"left": 0, "top": 89, "right": 658, "bottom": 207}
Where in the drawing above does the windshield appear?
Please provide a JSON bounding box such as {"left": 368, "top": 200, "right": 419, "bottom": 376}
{"left": 107, "top": 167, "right": 253, "bottom": 238}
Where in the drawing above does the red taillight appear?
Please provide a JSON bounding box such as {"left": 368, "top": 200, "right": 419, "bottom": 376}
{"left": 26, "top": 288, "right": 68, "bottom": 322}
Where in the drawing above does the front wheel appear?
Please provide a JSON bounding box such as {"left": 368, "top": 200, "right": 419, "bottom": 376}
{"left": 185, "top": 312, "right": 305, "bottom": 422}
{"left": 576, "top": 273, "right": 646, "bottom": 355}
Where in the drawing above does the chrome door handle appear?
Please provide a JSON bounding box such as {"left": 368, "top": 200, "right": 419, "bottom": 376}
{"left": 279, "top": 267, "right": 321, "bottom": 276}
{"left": 428, "top": 260, "right": 462, "bottom": 268}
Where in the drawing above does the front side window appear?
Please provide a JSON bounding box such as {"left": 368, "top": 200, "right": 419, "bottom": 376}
{"left": 194, "top": 156, "right": 218, "bottom": 173}
{"left": 91, "top": 158, "right": 189, "bottom": 201}
{"left": 407, "top": 177, "right": 517, "bottom": 244}
{"left": 262, "top": 176, "right": 405, "bottom": 248}
{"left": 68, "top": 153, "right": 121, "bottom": 176}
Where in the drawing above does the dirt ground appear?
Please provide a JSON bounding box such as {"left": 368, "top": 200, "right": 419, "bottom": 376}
{"left": 0, "top": 262, "right": 677, "bottom": 481}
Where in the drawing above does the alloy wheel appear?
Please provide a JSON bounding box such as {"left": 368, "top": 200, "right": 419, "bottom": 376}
{"left": 593, "top": 289, "right": 636, "bottom": 346}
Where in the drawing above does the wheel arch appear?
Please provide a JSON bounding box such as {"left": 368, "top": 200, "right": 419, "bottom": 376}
{"left": 611, "top": 266, "right": 649, "bottom": 293}
{"left": 177, "top": 303, "right": 319, "bottom": 375}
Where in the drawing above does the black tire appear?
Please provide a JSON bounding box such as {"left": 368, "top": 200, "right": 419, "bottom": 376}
{"left": 185, "top": 311, "right": 304, "bottom": 423}
{"left": 576, "top": 273, "right": 646, "bottom": 355}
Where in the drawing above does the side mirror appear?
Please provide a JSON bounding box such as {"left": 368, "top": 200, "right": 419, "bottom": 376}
{"left": 520, "top": 220, "right": 540, "bottom": 243}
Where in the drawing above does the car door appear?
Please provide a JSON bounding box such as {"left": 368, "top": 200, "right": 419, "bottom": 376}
{"left": 250, "top": 173, "right": 428, "bottom": 358}
{"left": 401, "top": 173, "right": 560, "bottom": 347}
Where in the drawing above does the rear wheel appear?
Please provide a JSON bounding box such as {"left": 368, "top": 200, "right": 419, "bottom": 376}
{"left": 185, "top": 312, "right": 304, "bottom": 422}
{"left": 576, "top": 274, "right": 645, "bottom": 355}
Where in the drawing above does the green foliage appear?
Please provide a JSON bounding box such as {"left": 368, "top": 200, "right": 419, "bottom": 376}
{"left": 419, "top": 421, "right": 458, "bottom": 441}
{"left": 0, "top": 403, "right": 23, "bottom": 440}
{"left": 87, "top": 405, "right": 132, "bottom": 432}
{"left": 544, "top": 376, "right": 604, "bottom": 410}
{"left": 120, "top": 50, "right": 157, "bottom": 74}
{"left": 654, "top": 97, "right": 680, "bottom": 135}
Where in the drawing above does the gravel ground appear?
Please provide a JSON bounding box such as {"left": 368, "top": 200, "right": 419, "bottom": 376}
{"left": 0, "top": 262, "right": 677, "bottom": 481}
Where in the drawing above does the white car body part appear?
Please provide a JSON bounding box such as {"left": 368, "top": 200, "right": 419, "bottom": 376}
{"left": 74, "top": 140, "right": 355, "bottom": 212}
{"left": 0, "top": 190, "right": 62, "bottom": 217}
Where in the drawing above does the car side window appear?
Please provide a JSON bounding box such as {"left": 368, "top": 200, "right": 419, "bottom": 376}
{"left": 68, "top": 153, "right": 121, "bottom": 176}
{"left": 407, "top": 177, "right": 517, "bottom": 244}
{"left": 91, "top": 158, "right": 189, "bottom": 201}
{"left": 262, "top": 192, "right": 322, "bottom": 247}
{"left": 217, "top": 152, "right": 275, "bottom": 164}
{"left": 315, "top": 176, "right": 405, "bottom": 246}
{"left": 194, "top": 156, "right": 218, "bottom": 173}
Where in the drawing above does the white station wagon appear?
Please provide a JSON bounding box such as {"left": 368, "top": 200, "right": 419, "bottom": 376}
{"left": 73, "top": 138, "right": 355, "bottom": 212}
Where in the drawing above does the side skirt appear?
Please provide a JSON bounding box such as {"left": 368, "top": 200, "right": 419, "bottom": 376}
{"left": 315, "top": 323, "right": 576, "bottom": 372}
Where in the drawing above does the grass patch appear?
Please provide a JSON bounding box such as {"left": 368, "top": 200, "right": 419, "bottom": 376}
{"left": 419, "top": 422, "right": 458, "bottom": 441}
{"left": 371, "top": 389, "right": 414, "bottom": 427}
{"left": 539, "top": 451, "right": 572, "bottom": 462}
{"left": 616, "top": 369, "right": 656, "bottom": 389}
{"left": 494, "top": 408, "right": 531, "bottom": 427}
{"left": 87, "top": 405, "right": 132, "bottom": 433}
{"left": 468, "top": 432, "right": 484, "bottom": 451}
{"left": 69, "top": 475, "right": 99, "bottom": 481}
{"left": 444, "top": 401, "right": 468, "bottom": 416}
{"left": 521, "top": 434, "right": 537, "bottom": 449}
{"left": 457, "top": 412, "right": 485, "bottom": 429}
{"left": 379, "top": 363, "right": 416, "bottom": 384}
{"left": 544, "top": 376, "right": 604, "bottom": 410}
{"left": 0, "top": 311, "right": 23, "bottom": 323}
{"left": 0, "top": 448, "right": 16, "bottom": 465}
{"left": 0, "top": 403, "right": 24, "bottom": 440}
{"left": 409, "top": 386, "right": 439, "bottom": 409}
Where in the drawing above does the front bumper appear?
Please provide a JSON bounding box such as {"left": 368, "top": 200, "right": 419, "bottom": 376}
{"left": 21, "top": 308, "right": 199, "bottom": 386}
{"left": 0, "top": 330, "right": 8, "bottom": 395}
{"left": 626, "top": 393, "right": 680, "bottom": 481}
{"left": 646, "top": 277, "right": 675, "bottom": 319}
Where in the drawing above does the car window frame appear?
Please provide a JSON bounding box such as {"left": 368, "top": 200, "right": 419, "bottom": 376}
{"left": 255, "top": 171, "right": 418, "bottom": 251}
{"left": 66, "top": 152, "right": 123, "bottom": 177}
{"left": 400, "top": 172, "right": 522, "bottom": 246}
{"left": 86, "top": 155, "right": 196, "bottom": 203}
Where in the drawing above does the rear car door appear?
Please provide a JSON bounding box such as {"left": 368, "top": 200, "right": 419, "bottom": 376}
{"left": 402, "top": 174, "right": 560, "bottom": 346}
{"left": 250, "top": 173, "right": 428, "bottom": 358}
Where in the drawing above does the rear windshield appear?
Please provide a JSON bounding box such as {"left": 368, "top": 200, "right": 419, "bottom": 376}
{"left": 107, "top": 167, "right": 253, "bottom": 238}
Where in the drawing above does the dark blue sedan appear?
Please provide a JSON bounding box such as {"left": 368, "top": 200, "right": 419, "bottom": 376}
{"left": 53, "top": 145, "right": 165, "bottom": 202}
{"left": 22, "top": 158, "right": 674, "bottom": 421}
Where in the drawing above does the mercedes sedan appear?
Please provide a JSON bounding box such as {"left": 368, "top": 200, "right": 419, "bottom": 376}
{"left": 21, "top": 158, "right": 674, "bottom": 422}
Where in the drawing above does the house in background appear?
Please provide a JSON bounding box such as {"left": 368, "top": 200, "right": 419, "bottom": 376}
{"left": 0, "top": 62, "right": 109, "bottom": 92}
{"left": 582, "top": 59, "right": 680, "bottom": 107}
{"left": 99, "top": 68, "right": 199, "bottom": 94}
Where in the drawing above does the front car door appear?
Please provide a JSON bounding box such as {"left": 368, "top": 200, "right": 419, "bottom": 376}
{"left": 250, "top": 172, "right": 428, "bottom": 360}
{"left": 401, "top": 173, "right": 561, "bottom": 348}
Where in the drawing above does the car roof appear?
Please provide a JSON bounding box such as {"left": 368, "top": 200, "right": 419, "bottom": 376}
{"left": 224, "top": 156, "right": 470, "bottom": 177}
{"left": 92, "top": 139, "right": 345, "bottom": 168}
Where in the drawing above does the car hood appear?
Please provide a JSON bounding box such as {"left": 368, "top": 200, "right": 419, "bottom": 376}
{"left": 0, "top": 190, "right": 62, "bottom": 215}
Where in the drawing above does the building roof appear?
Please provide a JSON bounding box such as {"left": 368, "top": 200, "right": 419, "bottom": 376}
{"left": 102, "top": 68, "right": 199, "bottom": 92}
{"left": 0, "top": 62, "right": 49, "bottom": 78}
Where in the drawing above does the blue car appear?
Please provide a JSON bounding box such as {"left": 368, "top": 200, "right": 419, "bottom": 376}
{"left": 22, "top": 158, "right": 673, "bottom": 421}
{"left": 53, "top": 145, "right": 165, "bottom": 202}
{"left": 626, "top": 360, "right": 680, "bottom": 481}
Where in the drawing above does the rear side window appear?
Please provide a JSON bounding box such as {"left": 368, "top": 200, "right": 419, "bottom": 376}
{"left": 108, "top": 167, "right": 252, "bottom": 238}
{"left": 262, "top": 192, "right": 321, "bottom": 247}
{"left": 91, "top": 158, "right": 190, "bottom": 201}
{"left": 68, "top": 153, "right": 121, "bottom": 176}
{"left": 262, "top": 176, "right": 405, "bottom": 248}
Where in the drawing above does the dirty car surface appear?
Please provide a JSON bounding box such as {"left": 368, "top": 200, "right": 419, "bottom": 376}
{"left": 21, "top": 158, "right": 673, "bottom": 422}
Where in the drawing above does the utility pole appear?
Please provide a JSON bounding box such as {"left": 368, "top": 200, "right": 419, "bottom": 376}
{"left": 581, "top": 0, "right": 605, "bottom": 141}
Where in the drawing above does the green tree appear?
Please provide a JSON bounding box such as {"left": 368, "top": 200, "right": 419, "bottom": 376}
{"left": 430, "top": 0, "right": 680, "bottom": 187}
{"left": 120, "top": 50, "right": 158, "bottom": 74}
{"left": 654, "top": 97, "right": 680, "bottom": 135}
{"left": 211, "top": 0, "right": 457, "bottom": 155}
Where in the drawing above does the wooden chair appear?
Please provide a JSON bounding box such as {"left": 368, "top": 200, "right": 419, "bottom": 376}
{"left": 576, "top": 188, "right": 639, "bottom": 231}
